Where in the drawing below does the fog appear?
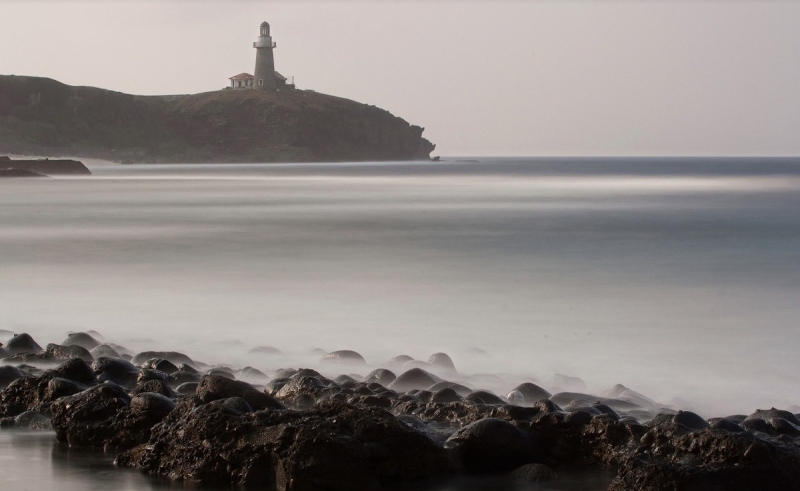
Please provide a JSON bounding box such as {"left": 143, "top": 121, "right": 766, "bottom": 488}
{"left": 2, "top": 159, "right": 799, "bottom": 418}
{"left": 3, "top": 1, "right": 800, "bottom": 156}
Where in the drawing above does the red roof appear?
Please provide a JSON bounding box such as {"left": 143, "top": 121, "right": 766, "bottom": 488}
{"left": 229, "top": 73, "right": 254, "bottom": 80}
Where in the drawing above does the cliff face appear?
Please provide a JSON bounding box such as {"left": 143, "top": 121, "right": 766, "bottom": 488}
{"left": 0, "top": 75, "right": 435, "bottom": 163}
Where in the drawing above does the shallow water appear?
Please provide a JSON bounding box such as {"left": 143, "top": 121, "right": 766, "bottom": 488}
{"left": 1, "top": 157, "right": 799, "bottom": 489}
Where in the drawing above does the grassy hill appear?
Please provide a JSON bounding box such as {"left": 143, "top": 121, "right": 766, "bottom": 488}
{"left": 0, "top": 75, "right": 435, "bottom": 163}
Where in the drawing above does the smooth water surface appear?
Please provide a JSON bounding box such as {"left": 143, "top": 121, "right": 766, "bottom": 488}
{"left": 0, "top": 157, "right": 799, "bottom": 490}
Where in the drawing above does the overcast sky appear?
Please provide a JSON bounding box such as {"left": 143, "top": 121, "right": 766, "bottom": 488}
{"left": 3, "top": 1, "right": 800, "bottom": 156}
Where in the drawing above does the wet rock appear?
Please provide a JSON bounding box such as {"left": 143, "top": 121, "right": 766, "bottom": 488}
{"left": 140, "top": 358, "right": 178, "bottom": 375}
{"left": 90, "top": 344, "right": 121, "bottom": 359}
{"left": 427, "top": 381, "right": 472, "bottom": 396}
{"left": 274, "top": 376, "right": 331, "bottom": 409}
{"left": 740, "top": 418, "right": 773, "bottom": 434}
{"left": 117, "top": 400, "right": 449, "bottom": 488}
{"left": 672, "top": 410, "right": 709, "bottom": 430}
{"left": 464, "top": 390, "right": 506, "bottom": 405}
{"left": 320, "top": 350, "right": 367, "bottom": 365}
{"left": 386, "top": 354, "right": 414, "bottom": 368}
{"left": 709, "top": 418, "right": 745, "bottom": 432}
{"left": 8, "top": 410, "right": 53, "bottom": 429}
{"left": 131, "top": 351, "right": 195, "bottom": 368}
{"left": 61, "top": 332, "right": 101, "bottom": 351}
{"left": 175, "top": 382, "right": 198, "bottom": 395}
{"left": 265, "top": 377, "right": 290, "bottom": 394}
{"left": 0, "top": 365, "right": 25, "bottom": 389}
{"left": 445, "top": 417, "right": 536, "bottom": 473}
{"left": 0, "top": 346, "right": 10, "bottom": 359}
{"left": 48, "top": 358, "right": 96, "bottom": 384}
{"left": 510, "top": 463, "right": 556, "bottom": 483}
{"left": 389, "top": 368, "right": 440, "bottom": 392}
{"left": 130, "top": 392, "right": 176, "bottom": 421}
{"left": 427, "top": 352, "right": 456, "bottom": 371}
{"left": 5, "top": 333, "right": 43, "bottom": 355}
{"left": 770, "top": 417, "right": 800, "bottom": 437}
{"left": 196, "top": 375, "right": 284, "bottom": 410}
{"left": 610, "top": 427, "right": 800, "bottom": 490}
{"left": 45, "top": 377, "right": 89, "bottom": 400}
{"left": 46, "top": 343, "right": 93, "bottom": 362}
{"left": 208, "top": 396, "right": 254, "bottom": 414}
{"left": 50, "top": 382, "right": 138, "bottom": 448}
{"left": 334, "top": 374, "right": 357, "bottom": 385}
{"left": 131, "top": 379, "right": 176, "bottom": 399}
{"left": 208, "top": 369, "right": 234, "bottom": 379}
{"left": 364, "top": 368, "right": 396, "bottom": 386}
{"left": 92, "top": 357, "right": 140, "bottom": 388}
{"left": 508, "top": 382, "right": 551, "bottom": 405}
{"left": 431, "top": 387, "right": 462, "bottom": 403}
{"left": 168, "top": 370, "right": 201, "bottom": 386}
{"left": 240, "top": 366, "right": 267, "bottom": 380}
{"left": 747, "top": 407, "right": 800, "bottom": 427}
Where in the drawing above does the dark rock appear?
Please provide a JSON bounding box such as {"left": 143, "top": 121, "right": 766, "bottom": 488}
{"left": 740, "top": 418, "right": 773, "bottom": 434}
{"left": 274, "top": 376, "right": 333, "bottom": 409}
{"left": 508, "top": 382, "right": 552, "bottom": 405}
{"left": 6, "top": 333, "right": 43, "bottom": 355}
{"left": 510, "top": 463, "right": 556, "bottom": 483}
{"left": 61, "top": 332, "right": 101, "bottom": 350}
{"left": 140, "top": 358, "right": 178, "bottom": 375}
{"left": 709, "top": 418, "right": 745, "bottom": 432}
{"left": 747, "top": 407, "right": 800, "bottom": 427}
{"left": 387, "top": 354, "right": 415, "bottom": 367}
{"left": 672, "top": 410, "right": 708, "bottom": 430}
{"left": 464, "top": 390, "right": 506, "bottom": 405}
{"left": 131, "top": 351, "right": 195, "bottom": 368}
{"left": 320, "top": 350, "right": 367, "bottom": 365}
{"left": 363, "top": 368, "right": 396, "bottom": 386}
{"left": 431, "top": 387, "right": 462, "bottom": 403}
{"left": 10, "top": 411, "right": 53, "bottom": 429}
{"left": 45, "top": 343, "right": 93, "bottom": 362}
{"left": 92, "top": 357, "right": 140, "bottom": 388}
{"left": 130, "top": 392, "right": 176, "bottom": 420}
{"left": 131, "top": 379, "right": 177, "bottom": 399}
{"left": 445, "top": 418, "right": 536, "bottom": 473}
{"left": 389, "top": 368, "right": 439, "bottom": 392}
{"left": 770, "top": 417, "right": 800, "bottom": 437}
{"left": 117, "top": 400, "right": 449, "bottom": 488}
{"left": 175, "top": 382, "right": 198, "bottom": 395}
{"left": 334, "top": 374, "right": 357, "bottom": 385}
{"left": 208, "top": 396, "right": 254, "bottom": 414}
{"left": 196, "top": 375, "right": 284, "bottom": 410}
{"left": 168, "top": 370, "right": 201, "bottom": 386}
{"left": 177, "top": 363, "right": 199, "bottom": 374}
{"left": 0, "top": 168, "right": 48, "bottom": 178}
{"left": 208, "top": 369, "right": 235, "bottom": 379}
{"left": 90, "top": 344, "right": 121, "bottom": 359}
{"left": 0, "top": 365, "right": 25, "bottom": 389}
{"left": 49, "top": 358, "right": 96, "bottom": 383}
{"left": 45, "top": 377, "right": 89, "bottom": 400}
{"left": 50, "top": 382, "right": 137, "bottom": 448}
{"left": 240, "top": 366, "right": 267, "bottom": 379}
{"left": 427, "top": 381, "right": 472, "bottom": 396}
{"left": 427, "top": 352, "right": 456, "bottom": 371}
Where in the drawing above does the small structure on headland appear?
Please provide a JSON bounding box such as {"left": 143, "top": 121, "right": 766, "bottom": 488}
{"left": 226, "top": 22, "right": 294, "bottom": 91}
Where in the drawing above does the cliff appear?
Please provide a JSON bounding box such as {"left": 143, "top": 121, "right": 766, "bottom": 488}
{"left": 0, "top": 75, "right": 435, "bottom": 163}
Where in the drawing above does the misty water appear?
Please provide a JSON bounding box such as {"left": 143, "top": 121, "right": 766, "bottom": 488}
{"left": 1, "top": 157, "right": 799, "bottom": 490}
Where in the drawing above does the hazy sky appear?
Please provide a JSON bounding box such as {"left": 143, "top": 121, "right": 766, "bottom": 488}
{"left": 3, "top": 1, "right": 800, "bottom": 156}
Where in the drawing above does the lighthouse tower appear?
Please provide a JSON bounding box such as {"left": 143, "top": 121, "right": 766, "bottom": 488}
{"left": 253, "top": 21, "right": 277, "bottom": 90}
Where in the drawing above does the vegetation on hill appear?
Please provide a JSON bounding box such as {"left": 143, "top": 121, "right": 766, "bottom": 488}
{"left": 0, "top": 75, "right": 435, "bottom": 163}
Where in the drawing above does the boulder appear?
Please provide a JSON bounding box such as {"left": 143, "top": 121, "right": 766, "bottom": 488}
{"left": 130, "top": 392, "right": 176, "bottom": 421}
{"left": 389, "top": 368, "right": 440, "bottom": 392}
{"left": 508, "top": 382, "right": 551, "bottom": 405}
{"left": 0, "top": 365, "right": 25, "bottom": 389}
{"left": 90, "top": 344, "right": 121, "bottom": 359}
{"left": 61, "top": 332, "right": 101, "bottom": 350}
{"left": 6, "top": 333, "right": 43, "bottom": 355}
{"left": 319, "top": 350, "right": 367, "bottom": 365}
{"left": 196, "top": 375, "right": 284, "bottom": 410}
{"left": 92, "top": 357, "right": 140, "bottom": 387}
{"left": 117, "top": 400, "right": 450, "bottom": 488}
{"left": 363, "top": 368, "right": 396, "bottom": 386}
{"left": 445, "top": 418, "right": 536, "bottom": 473}
{"left": 427, "top": 352, "right": 456, "bottom": 371}
{"left": 131, "top": 351, "right": 195, "bottom": 368}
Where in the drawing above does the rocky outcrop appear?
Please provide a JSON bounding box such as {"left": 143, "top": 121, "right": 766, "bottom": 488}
{"left": 118, "top": 400, "right": 449, "bottom": 489}
{"left": 0, "top": 75, "right": 435, "bottom": 163}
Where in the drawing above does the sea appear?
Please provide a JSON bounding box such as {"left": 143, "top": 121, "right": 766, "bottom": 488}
{"left": 1, "top": 157, "right": 799, "bottom": 490}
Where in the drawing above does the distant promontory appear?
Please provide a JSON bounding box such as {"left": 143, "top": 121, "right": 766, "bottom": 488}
{"left": 0, "top": 75, "right": 435, "bottom": 164}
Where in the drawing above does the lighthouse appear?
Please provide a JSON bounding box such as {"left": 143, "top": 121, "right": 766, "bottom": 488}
{"left": 253, "top": 21, "right": 277, "bottom": 90}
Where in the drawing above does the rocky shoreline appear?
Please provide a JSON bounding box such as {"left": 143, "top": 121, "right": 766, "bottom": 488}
{"left": 1, "top": 331, "right": 799, "bottom": 490}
